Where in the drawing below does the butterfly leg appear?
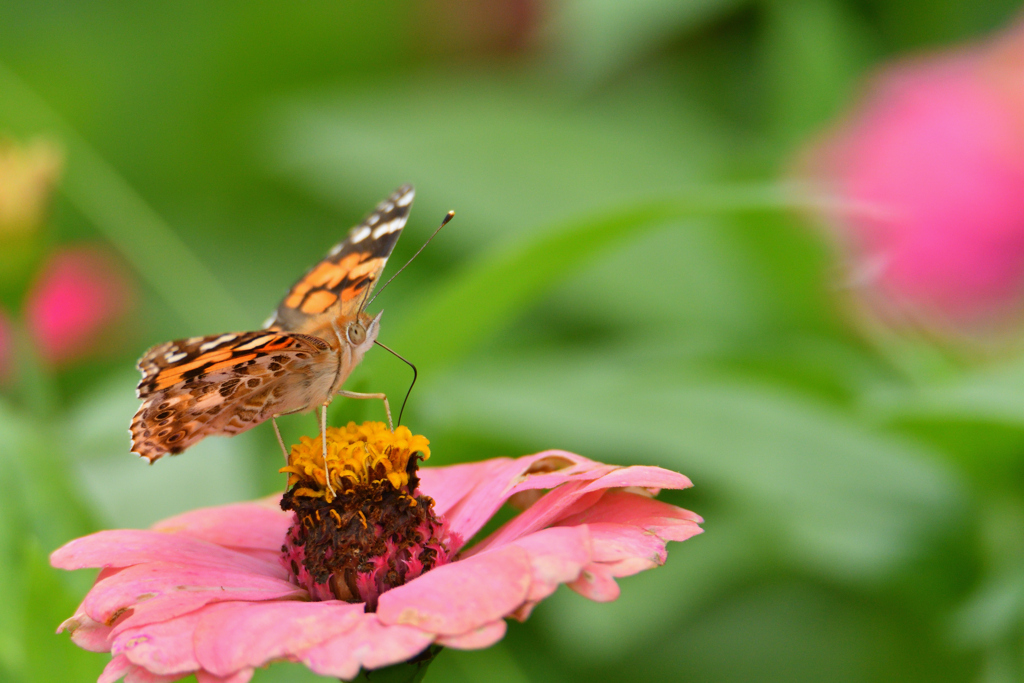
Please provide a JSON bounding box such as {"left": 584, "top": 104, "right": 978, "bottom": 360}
{"left": 320, "top": 403, "right": 337, "bottom": 498}
{"left": 336, "top": 390, "right": 393, "bottom": 432}
{"left": 271, "top": 406, "right": 308, "bottom": 462}
{"left": 271, "top": 416, "right": 289, "bottom": 463}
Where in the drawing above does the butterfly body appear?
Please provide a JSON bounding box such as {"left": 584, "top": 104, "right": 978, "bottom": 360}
{"left": 130, "top": 185, "right": 414, "bottom": 462}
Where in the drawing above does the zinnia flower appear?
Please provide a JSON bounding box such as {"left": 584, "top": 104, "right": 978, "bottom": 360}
{"left": 52, "top": 422, "right": 701, "bottom": 682}
{"left": 802, "top": 21, "right": 1024, "bottom": 336}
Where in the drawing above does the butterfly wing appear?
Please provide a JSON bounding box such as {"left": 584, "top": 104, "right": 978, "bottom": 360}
{"left": 130, "top": 331, "right": 336, "bottom": 462}
{"left": 265, "top": 184, "right": 414, "bottom": 336}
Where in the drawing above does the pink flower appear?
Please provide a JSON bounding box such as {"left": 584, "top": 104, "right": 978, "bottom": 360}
{"left": 52, "top": 433, "right": 701, "bottom": 682}
{"left": 25, "top": 246, "right": 133, "bottom": 366}
{"left": 803, "top": 22, "right": 1024, "bottom": 333}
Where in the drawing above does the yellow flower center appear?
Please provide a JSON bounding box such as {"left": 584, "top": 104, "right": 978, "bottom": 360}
{"left": 280, "top": 421, "right": 430, "bottom": 502}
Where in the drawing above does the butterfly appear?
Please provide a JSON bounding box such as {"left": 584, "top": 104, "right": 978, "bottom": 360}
{"left": 130, "top": 184, "right": 416, "bottom": 464}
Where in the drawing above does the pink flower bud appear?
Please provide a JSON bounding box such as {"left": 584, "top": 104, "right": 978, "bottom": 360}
{"left": 804, "top": 23, "right": 1024, "bottom": 336}
{"left": 25, "top": 246, "right": 133, "bottom": 366}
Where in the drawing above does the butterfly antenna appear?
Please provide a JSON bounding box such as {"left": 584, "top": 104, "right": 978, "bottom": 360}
{"left": 373, "top": 340, "right": 418, "bottom": 427}
{"left": 365, "top": 210, "right": 454, "bottom": 310}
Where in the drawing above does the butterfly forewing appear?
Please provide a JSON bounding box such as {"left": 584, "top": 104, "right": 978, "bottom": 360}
{"left": 130, "top": 331, "right": 335, "bottom": 462}
{"left": 265, "top": 184, "right": 414, "bottom": 335}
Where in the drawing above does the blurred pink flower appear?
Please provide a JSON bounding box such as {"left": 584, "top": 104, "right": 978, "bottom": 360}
{"left": 52, "top": 450, "right": 701, "bottom": 682}
{"left": 25, "top": 246, "right": 133, "bottom": 366}
{"left": 805, "top": 23, "right": 1024, "bottom": 333}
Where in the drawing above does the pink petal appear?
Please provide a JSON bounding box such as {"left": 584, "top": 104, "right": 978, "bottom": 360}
{"left": 584, "top": 523, "right": 670, "bottom": 565}
{"left": 377, "top": 544, "right": 532, "bottom": 635}
{"left": 299, "top": 616, "right": 435, "bottom": 678}
{"left": 229, "top": 548, "right": 285, "bottom": 566}
{"left": 599, "top": 556, "right": 659, "bottom": 578}
{"left": 124, "top": 666, "right": 182, "bottom": 683}
{"left": 194, "top": 600, "right": 365, "bottom": 676}
{"left": 436, "top": 620, "right": 507, "bottom": 650}
{"left": 468, "top": 480, "right": 604, "bottom": 554}
{"left": 151, "top": 500, "right": 292, "bottom": 552}
{"left": 578, "top": 465, "right": 693, "bottom": 494}
{"left": 99, "top": 654, "right": 133, "bottom": 683}
{"left": 420, "top": 451, "right": 610, "bottom": 544}
{"left": 113, "top": 611, "right": 202, "bottom": 675}
{"left": 434, "top": 454, "right": 695, "bottom": 552}
{"left": 557, "top": 490, "right": 703, "bottom": 542}
{"left": 60, "top": 613, "right": 113, "bottom": 652}
{"left": 50, "top": 530, "right": 285, "bottom": 579}
{"left": 86, "top": 562, "right": 305, "bottom": 631}
{"left": 504, "top": 526, "right": 592, "bottom": 602}
{"left": 568, "top": 563, "right": 621, "bottom": 602}
{"left": 417, "top": 458, "right": 513, "bottom": 517}
{"left": 509, "top": 601, "right": 538, "bottom": 622}
{"left": 196, "top": 669, "right": 254, "bottom": 683}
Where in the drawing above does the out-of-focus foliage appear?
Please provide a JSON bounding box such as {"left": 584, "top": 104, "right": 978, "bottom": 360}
{"left": 0, "top": 1, "right": 1022, "bottom": 681}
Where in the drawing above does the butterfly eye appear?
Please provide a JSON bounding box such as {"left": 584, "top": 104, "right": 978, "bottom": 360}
{"left": 346, "top": 322, "right": 367, "bottom": 345}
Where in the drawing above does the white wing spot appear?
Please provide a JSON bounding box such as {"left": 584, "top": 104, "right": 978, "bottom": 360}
{"left": 199, "top": 334, "right": 238, "bottom": 352}
{"left": 262, "top": 314, "right": 277, "bottom": 328}
{"left": 236, "top": 335, "right": 275, "bottom": 351}
{"left": 164, "top": 351, "right": 187, "bottom": 363}
{"left": 350, "top": 226, "right": 371, "bottom": 243}
{"left": 372, "top": 217, "right": 404, "bottom": 239}
{"left": 329, "top": 243, "right": 343, "bottom": 256}
{"left": 396, "top": 188, "right": 414, "bottom": 207}
{"left": 367, "top": 214, "right": 380, "bottom": 226}
{"left": 379, "top": 201, "right": 394, "bottom": 212}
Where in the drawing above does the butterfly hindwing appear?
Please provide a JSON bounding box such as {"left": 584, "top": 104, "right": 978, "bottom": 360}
{"left": 265, "top": 184, "right": 414, "bottom": 334}
{"left": 130, "top": 331, "right": 334, "bottom": 461}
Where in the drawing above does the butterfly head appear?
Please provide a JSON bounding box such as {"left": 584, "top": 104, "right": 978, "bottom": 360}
{"left": 342, "top": 309, "right": 382, "bottom": 364}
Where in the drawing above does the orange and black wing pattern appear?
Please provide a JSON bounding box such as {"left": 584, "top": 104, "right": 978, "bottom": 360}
{"left": 265, "top": 184, "right": 414, "bottom": 334}
{"left": 130, "top": 331, "right": 334, "bottom": 461}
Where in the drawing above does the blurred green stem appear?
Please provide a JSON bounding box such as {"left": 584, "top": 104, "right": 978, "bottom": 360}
{"left": 8, "top": 320, "right": 55, "bottom": 418}
{"left": 0, "top": 62, "right": 244, "bottom": 331}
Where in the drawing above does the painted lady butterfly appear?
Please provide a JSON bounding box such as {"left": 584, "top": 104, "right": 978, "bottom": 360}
{"left": 130, "top": 184, "right": 416, "bottom": 464}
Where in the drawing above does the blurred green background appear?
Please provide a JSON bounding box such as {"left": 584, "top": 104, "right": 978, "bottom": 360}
{"left": 2, "top": 1, "right": 1024, "bottom": 681}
